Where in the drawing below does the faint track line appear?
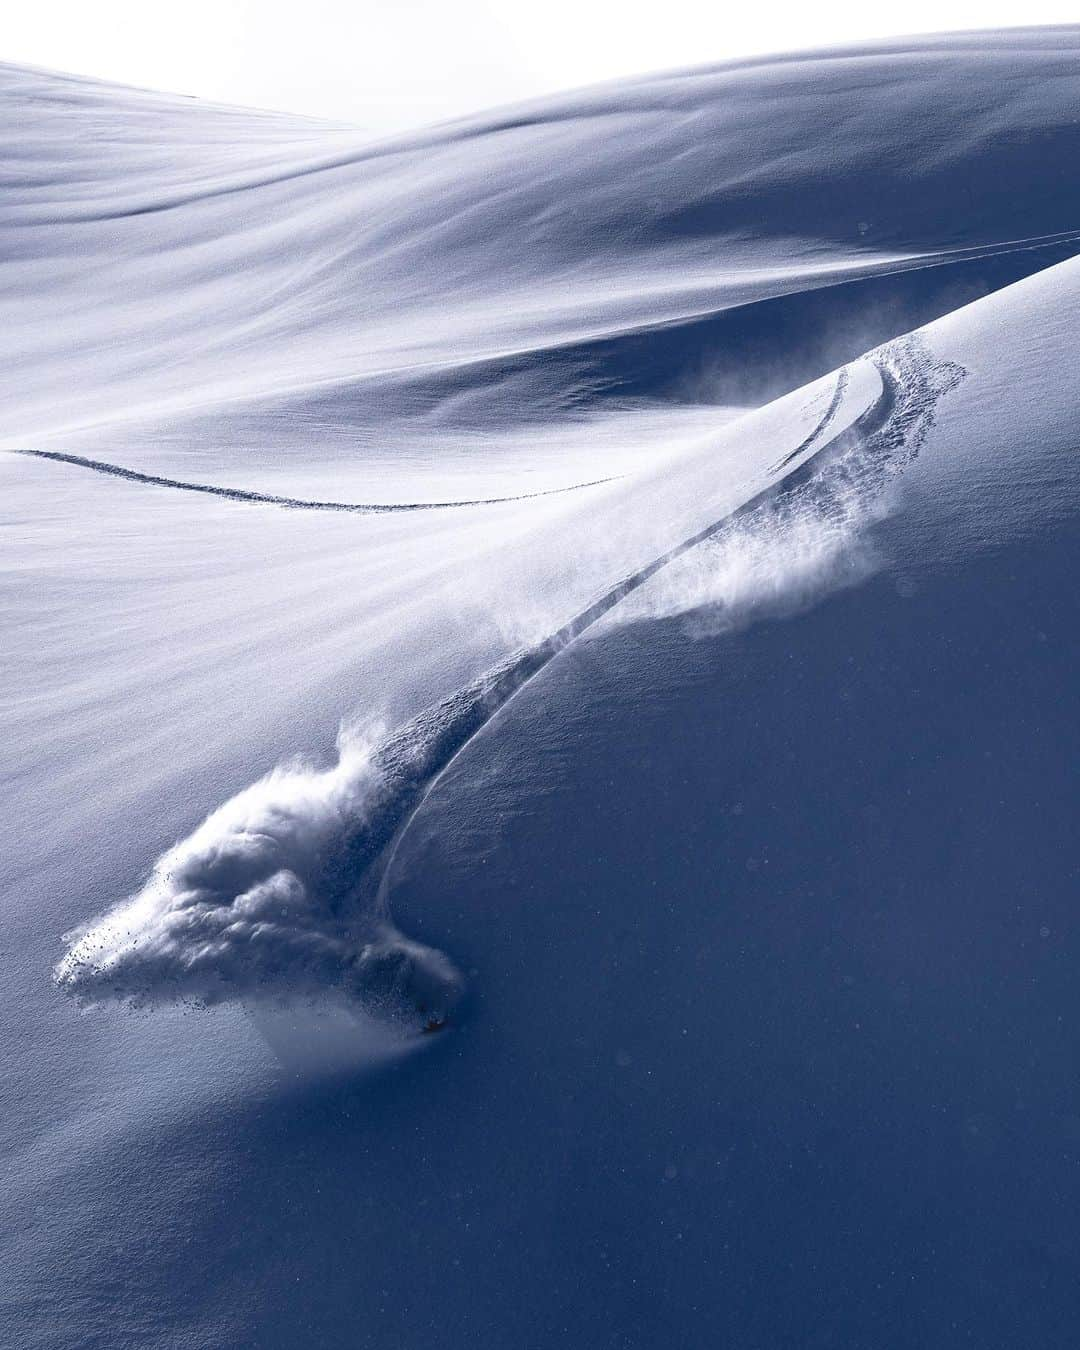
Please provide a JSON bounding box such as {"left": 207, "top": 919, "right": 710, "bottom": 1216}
{"left": 7, "top": 447, "right": 618, "bottom": 513}
{"left": 770, "top": 368, "right": 849, "bottom": 474}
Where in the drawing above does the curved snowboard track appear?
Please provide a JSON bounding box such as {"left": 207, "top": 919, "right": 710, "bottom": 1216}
{"left": 361, "top": 335, "right": 961, "bottom": 910}
{"left": 771, "top": 368, "right": 850, "bottom": 474}
{"left": 55, "top": 334, "right": 966, "bottom": 1030}
{"left": 7, "top": 447, "right": 617, "bottom": 513}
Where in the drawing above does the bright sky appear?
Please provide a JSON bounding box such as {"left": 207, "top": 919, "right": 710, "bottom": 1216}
{"left": 6, "top": 2, "right": 1076, "bottom": 130}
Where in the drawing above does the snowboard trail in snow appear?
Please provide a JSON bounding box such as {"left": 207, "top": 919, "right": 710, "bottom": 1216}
{"left": 8, "top": 447, "right": 618, "bottom": 513}
{"left": 771, "top": 369, "right": 849, "bottom": 473}
{"left": 55, "top": 335, "right": 965, "bottom": 1032}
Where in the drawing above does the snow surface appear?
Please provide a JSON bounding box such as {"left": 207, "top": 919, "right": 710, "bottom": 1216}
{"left": 2, "top": 29, "right": 1080, "bottom": 1349}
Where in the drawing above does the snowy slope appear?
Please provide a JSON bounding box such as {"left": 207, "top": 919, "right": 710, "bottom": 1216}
{"left": 3, "top": 28, "right": 1080, "bottom": 468}
{"left": 2, "top": 29, "right": 1080, "bottom": 1350}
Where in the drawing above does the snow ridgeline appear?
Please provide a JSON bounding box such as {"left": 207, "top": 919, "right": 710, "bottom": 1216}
{"left": 54, "top": 334, "right": 963, "bottom": 1028}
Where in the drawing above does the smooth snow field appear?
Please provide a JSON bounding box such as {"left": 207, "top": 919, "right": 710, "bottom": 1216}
{"left": 3, "top": 28, "right": 1080, "bottom": 1349}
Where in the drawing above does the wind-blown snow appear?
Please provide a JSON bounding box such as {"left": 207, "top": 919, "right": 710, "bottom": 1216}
{"left": 2, "top": 30, "right": 1070, "bottom": 1031}
{"left": 4, "top": 31, "right": 1080, "bottom": 1350}
{"left": 53, "top": 731, "right": 464, "bottom": 1019}
{"left": 52, "top": 334, "right": 964, "bottom": 1017}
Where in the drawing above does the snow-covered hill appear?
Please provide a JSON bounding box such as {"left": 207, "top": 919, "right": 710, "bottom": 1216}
{"left": 2, "top": 30, "right": 1079, "bottom": 1349}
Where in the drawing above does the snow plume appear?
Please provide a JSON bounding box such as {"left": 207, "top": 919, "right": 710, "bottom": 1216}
{"left": 619, "top": 332, "right": 966, "bottom": 634}
{"left": 617, "top": 472, "right": 889, "bottom": 636}
{"left": 54, "top": 730, "right": 464, "bottom": 1028}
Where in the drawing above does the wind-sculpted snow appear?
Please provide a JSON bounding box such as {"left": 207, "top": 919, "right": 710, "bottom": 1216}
{"left": 1, "top": 31, "right": 1077, "bottom": 461}
{"left": 54, "top": 334, "right": 963, "bottom": 1023}
{"left": 9, "top": 37, "right": 1080, "bottom": 1350}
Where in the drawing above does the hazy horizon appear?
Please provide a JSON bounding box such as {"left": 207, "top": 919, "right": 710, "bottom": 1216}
{"left": 7, "top": 5, "right": 1080, "bottom": 131}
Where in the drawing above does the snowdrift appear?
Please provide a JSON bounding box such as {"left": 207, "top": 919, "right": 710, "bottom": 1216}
{"left": 3, "top": 29, "right": 1080, "bottom": 1350}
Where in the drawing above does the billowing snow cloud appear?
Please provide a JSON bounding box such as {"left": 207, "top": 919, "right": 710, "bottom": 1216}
{"left": 55, "top": 732, "right": 464, "bottom": 1026}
